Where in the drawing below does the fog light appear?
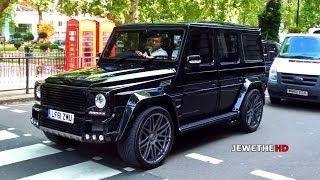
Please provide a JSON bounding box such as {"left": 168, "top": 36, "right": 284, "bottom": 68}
{"left": 92, "top": 134, "right": 97, "bottom": 140}
{"left": 85, "top": 134, "right": 90, "bottom": 140}
{"left": 99, "top": 135, "right": 104, "bottom": 141}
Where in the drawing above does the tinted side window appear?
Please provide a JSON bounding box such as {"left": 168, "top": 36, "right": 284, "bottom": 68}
{"left": 187, "top": 28, "right": 213, "bottom": 64}
{"left": 269, "top": 44, "right": 278, "bottom": 54}
{"left": 242, "top": 34, "right": 263, "bottom": 62}
{"left": 217, "top": 31, "right": 239, "bottom": 63}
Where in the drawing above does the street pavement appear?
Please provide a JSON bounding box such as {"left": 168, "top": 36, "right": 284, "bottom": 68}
{"left": 0, "top": 98, "right": 319, "bottom": 180}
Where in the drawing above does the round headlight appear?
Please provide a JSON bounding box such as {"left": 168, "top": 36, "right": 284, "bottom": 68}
{"left": 36, "top": 86, "right": 41, "bottom": 98}
{"left": 95, "top": 93, "right": 106, "bottom": 108}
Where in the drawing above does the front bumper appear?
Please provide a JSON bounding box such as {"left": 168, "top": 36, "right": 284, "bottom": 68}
{"left": 268, "top": 81, "right": 320, "bottom": 103}
{"left": 31, "top": 104, "right": 119, "bottom": 143}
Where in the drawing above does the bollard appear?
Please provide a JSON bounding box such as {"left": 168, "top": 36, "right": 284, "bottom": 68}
{"left": 26, "top": 56, "right": 29, "bottom": 94}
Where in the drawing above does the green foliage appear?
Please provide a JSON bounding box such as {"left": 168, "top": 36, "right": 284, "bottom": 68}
{"left": 23, "top": 32, "right": 34, "bottom": 41}
{"left": 287, "top": 27, "right": 303, "bottom": 33}
{"left": 258, "top": 0, "right": 281, "bottom": 42}
{"left": 13, "top": 32, "right": 22, "bottom": 38}
{"left": 38, "top": 32, "right": 48, "bottom": 39}
{"left": 14, "top": 42, "right": 22, "bottom": 50}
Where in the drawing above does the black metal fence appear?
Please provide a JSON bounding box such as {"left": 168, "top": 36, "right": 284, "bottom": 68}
{"left": 0, "top": 52, "right": 65, "bottom": 93}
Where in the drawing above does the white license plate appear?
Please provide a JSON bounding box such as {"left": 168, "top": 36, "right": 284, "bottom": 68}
{"left": 287, "top": 89, "right": 308, "bottom": 96}
{"left": 48, "top": 109, "right": 74, "bottom": 124}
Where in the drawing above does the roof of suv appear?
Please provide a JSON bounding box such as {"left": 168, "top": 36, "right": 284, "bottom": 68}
{"left": 118, "top": 21, "right": 260, "bottom": 31}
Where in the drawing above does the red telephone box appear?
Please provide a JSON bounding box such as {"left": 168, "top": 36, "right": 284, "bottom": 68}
{"left": 65, "top": 19, "right": 79, "bottom": 71}
{"left": 98, "top": 20, "right": 115, "bottom": 53}
{"left": 65, "top": 19, "right": 98, "bottom": 71}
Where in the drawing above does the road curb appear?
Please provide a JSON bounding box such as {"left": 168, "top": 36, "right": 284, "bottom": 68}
{"left": 0, "top": 97, "right": 35, "bottom": 105}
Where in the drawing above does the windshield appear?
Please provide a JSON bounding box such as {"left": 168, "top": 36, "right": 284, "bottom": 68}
{"left": 101, "top": 29, "right": 184, "bottom": 63}
{"left": 279, "top": 36, "right": 320, "bottom": 60}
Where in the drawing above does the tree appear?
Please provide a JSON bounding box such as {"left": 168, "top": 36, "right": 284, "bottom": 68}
{"left": 23, "top": 32, "right": 34, "bottom": 42}
{"left": 0, "top": 0, "right": 11, "bottom": 17}
{"left": 258, "top": 0, "right": 281, "bottom": 42}
{"left": 38, "top": 22, "right": 55, "bottom": 42}
{"left": 18, "top": 0, "right": 54, "bottom": 25}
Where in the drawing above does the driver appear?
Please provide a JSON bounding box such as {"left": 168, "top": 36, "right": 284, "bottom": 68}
{"left": 135, "top": 34, "right": 168, "bottom": 59}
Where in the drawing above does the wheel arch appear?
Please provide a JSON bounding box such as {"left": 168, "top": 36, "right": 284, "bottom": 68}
{"left": 116, "top": 90, "right": 178, "bottom": 141}
{"left": 233, "top": 77, "right": 265, "bottom": 112}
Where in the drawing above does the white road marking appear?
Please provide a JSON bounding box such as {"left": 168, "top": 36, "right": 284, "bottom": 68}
{"left": 17, "top": 161, "right": 122, "bottom": 180}
{"left": 123, "top": 167, "right": 135, "bottom": 172}
{"left": 65, "top": 148, "right": 75, "bottom": 152}
{"left": 0, "top": 130, "right": 19, "bottom": 141}
{"left": 92, "top": 156, "right": 103, "bottom": 161}
{"left": 185, "top": 153, "right": 223, "bottom": 165}
{"left": 0, "top": 105, "right": 10, "bottom": 109}
{"left": 0, "top": 144, "right": 61, "bottom": 166}
{"left": 251, "top": 170, "right": 296, "bottom": 180}
{"left": 10, "top": 109, "right": 28, "bottom": 113}
{"left": 23, "top": 134, "right": 32, "bottom": 137}
{"left": 7, "top": 128, "right": 15, "bottom": 131}
{"left": 42, "top": 140, "right": 51, "bottom": 144}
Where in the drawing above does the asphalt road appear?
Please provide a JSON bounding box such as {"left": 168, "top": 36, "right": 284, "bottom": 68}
{"left": 0, "top": 98, "right": 319, "bottom": 180}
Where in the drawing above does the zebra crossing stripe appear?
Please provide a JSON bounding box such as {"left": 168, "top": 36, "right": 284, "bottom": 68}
{"left": 17, "top": 161, "right": 122, "bottom": 180}
{"left": 0, "top": 105, "right": 10, "bottom": 109}
{"left": 10, "top": 109, "right": 28, "bottom": 113}
{"left": 0, "top": 130, "right": 19, "bottom": 141}
{"left": 0, "top": 144, "right": 61, "bottom": 166}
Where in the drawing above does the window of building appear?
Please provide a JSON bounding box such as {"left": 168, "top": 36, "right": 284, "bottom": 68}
{"left": 187, "top": 28, "right": 213, "bottom": 64}
{"left": 15, "top": 24, "right": 32, "bottom": 34}
{"left": 242, "top": 34, "right": 263, "bottom": 62}
{"left": 217, "top": 31, "right": 239, "bottom": 63}
{"left": 58, "top": 21, "right": 63, "bottom": 26}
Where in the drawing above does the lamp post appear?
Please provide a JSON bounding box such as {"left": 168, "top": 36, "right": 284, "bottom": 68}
{"left": 296, "top": 0, "right": 300, "bottom": 27}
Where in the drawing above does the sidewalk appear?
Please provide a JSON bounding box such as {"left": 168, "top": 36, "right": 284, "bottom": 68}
{"left": 0, "top": 89, "right": 35, "bottom": 104}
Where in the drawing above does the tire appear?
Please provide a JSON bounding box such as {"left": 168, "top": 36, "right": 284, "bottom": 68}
{"left": 238, "top": 89, "right": 264, "bottom": 133}
{"left": 43, "top": 132, "right": 79, "bottom": 146}
{"left": 269, "top": 96, "right": 281, "bottom": 104}
{"left": 116, "top": 106, "right": 174, "bottom": 169}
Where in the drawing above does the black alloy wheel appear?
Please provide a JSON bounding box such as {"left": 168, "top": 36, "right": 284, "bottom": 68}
{"left": 238, "top": 89, "right": 264, "bottom": 133}
{"left": 117, "top": 106, "right": 174, "bottom": 169}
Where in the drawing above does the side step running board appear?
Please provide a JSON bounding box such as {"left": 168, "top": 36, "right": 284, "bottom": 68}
{"left": 179, "top": 112, "right": 239, "bottom": 134}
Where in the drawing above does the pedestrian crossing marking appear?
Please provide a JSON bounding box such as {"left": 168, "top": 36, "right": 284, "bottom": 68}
{"left": 0, "top": 143, "right": 61, "bottom": 166}
{"left": 0, "top": 130, "right": 19, "bottom": 141}
{"left": 17, "top": 161, "right": 122, "bottom": 180}
{"left": 0, "top": 105, "right": 10, "bottom": 109}
{"left": 10, "top": 109, "right": 28, "bottom": 113}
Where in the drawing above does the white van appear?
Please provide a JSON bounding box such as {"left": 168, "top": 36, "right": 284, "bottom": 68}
{"left": 267, "top": 34, "right": 320, "bottom": 103}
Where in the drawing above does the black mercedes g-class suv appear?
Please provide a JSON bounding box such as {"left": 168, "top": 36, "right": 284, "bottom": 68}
{"left": 31, "top": 22, "right": 266, "bottom": 169}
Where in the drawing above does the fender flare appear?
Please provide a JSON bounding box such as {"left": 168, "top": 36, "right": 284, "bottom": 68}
{"left": 115, "top": 88, "right": 177, "bottom": 141}
{"left": 233, "top": 77, "right": 265, "bottom": 112}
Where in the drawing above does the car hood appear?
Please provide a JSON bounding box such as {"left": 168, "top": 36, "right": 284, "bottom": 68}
{"left": 273, "top": 57, "right": 320, "bottom": 76}
{"left": 45, "top": 65, "right": 177, "bottom": 87}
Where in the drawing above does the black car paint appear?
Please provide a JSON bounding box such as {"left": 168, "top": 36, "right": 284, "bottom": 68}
{"left": 32, "top": 22, "right": 266, "bottom": 143}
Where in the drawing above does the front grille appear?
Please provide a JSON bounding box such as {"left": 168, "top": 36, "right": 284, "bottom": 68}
{"left": 42, "top": 84, "right": 86, "bottom": 112}
{"left": 281, "top": 73, "right": 318, "bottom": 87}
{"left": 40, "top": 117, "right": 82, "bottom": 136}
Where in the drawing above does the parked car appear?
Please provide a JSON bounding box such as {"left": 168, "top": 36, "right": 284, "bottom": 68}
{"left": 262, "top": 40, "right": 281, "bottom": 79}
{"left": 31, "top": 22, "right": 266, "bottom": 169}
{"left": 268, "top": 34, "right": 320, "bottom": 103}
